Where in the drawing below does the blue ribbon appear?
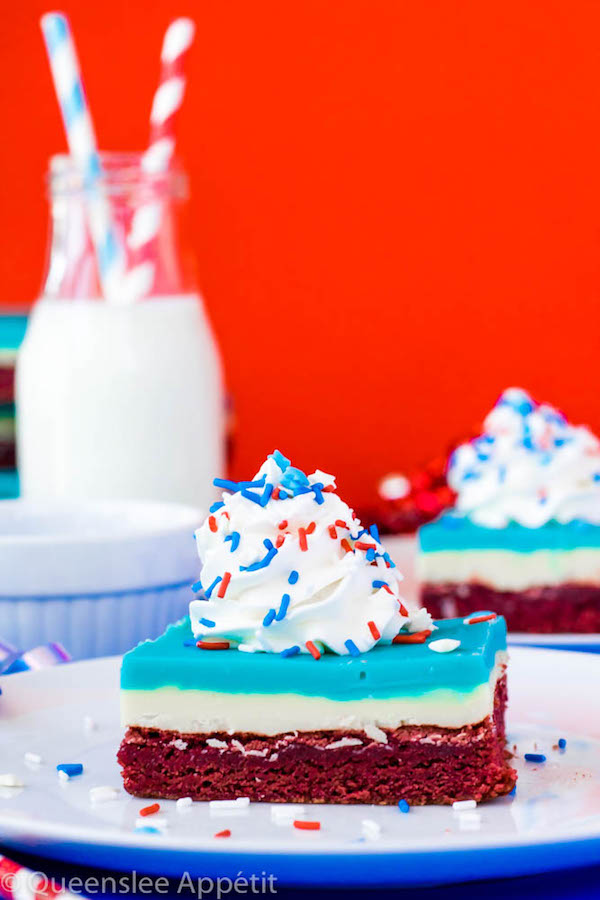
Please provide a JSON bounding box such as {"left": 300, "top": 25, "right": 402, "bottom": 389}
{"left": 0, "top": 639, "right": 71, "bottom": 677}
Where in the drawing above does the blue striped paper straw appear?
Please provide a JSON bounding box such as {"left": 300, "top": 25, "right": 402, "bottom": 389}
{"left": 40, "top": 12, "right": 124, "bottom": 302}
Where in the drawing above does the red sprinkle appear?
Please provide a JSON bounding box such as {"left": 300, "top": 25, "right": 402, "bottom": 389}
{"left": 367, "top": 621, "right": 380, "bottom": 640}
{"left": 305, "top": 521, "right": 316, "bottom": 535}
{"left": 328, "top": 525, "right": 337, "bottom": 539}
{"left": 217, "top": 572, "right": 231, "bottom": 598}
{"left": 197, "top": 640, "right": 230, "bottom": 650}
{"left": 341, "top": 538, "right": 353, "bottom": 553}
{"left": 392, "top": 630, "right": 432, "bottom": 644}
{"left": 276, "top": 534, "right": 286, "bottom": 548}
{"left": 214, "top": 829, "right": 231, "bottom": 838}
{"left": 322, "top": 485, "right": 336, "bottom": 492}
{"left": 208, "top": 516, "right": 218, "bottom": 533}
{"left": 278, "top": 520, "right": 288, "bottom": 530}
{"left": 298, "top": 528, "right": 308, "bottom": 551}
{"left": 272, "top": 487, "right": 280, "bottom": 500}
{"left": 139, "top": 803, "right": 160, "bottom": 817}
{"left": 399, "top": 603, "right": 409, "bottom": 617}
{"left": 466, "top": 614, "right": 497, "bottom": 625}
{"left": 382, "top": 584, "right": 394, "bottom": 594}
{"left": 306, "top": 640, "right": 321, "bottom": 660}
{"left": 222, "top": 511, "right": 230, "bottom": 520}
{"left": 355, "top": 541, "right": 376, "bottom": 551}
{"left": 294, "top": 820, "right": 321, "bottom": 831}
{"left": 335, "top": 520, "right": 348, "bottom": 528}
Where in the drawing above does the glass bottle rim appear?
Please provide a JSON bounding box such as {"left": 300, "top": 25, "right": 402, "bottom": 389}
{"left": 47, "top": 151, "right": 189, "bottom": 199}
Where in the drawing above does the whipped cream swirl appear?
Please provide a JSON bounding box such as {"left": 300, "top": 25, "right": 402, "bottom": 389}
{"left": 448, "top": 388, "right": 600, "bottom": 528}
{"left": 190, "top": 451, "right": 432, "bottom": 655}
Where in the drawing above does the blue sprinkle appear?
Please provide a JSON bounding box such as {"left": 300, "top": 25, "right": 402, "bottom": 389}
{"left": 369, "top": 523, "right": 380, "bottom": 542}
{"left": 224, "top": 531, "right": 241, "bottom": 552}
{"left": 593, "top": 474, "right": 600, "bottom": 483}
{"left": 280, "top": 645, "right": 301, "bottom": 658}
{"left": 264, "top": 538, "right": 274, "bottom": 550}
{"left": 522, "top": 436, "right": 534, "bottom": 451}
{"left": 270, "top": 449, "right": 291, "bottom": 470}
{"left": 524, "top": 752, "right": 546, "bottom": 763}
{"left": 558, "top": 738, "right": 567, "bottom": 750}
{"left": 508, "top": 784, "right": 517, "bottom": 797}
{"left": 311, "top": 483, "right": 325, "bottom": 504}
{"left": 372, "top": 580, "right": 388, "bottom": 589}
{"left": 213, "top": 477, "right": 241, "bottom": 492}
{"left": 57, "top": 763, "right": 83, "bottom": 777}
{"left": 263, "top": 608, "right": 276, "bottom": 627}
{"left": 344, "top": 639, "right": 360, "bottom": 657}
{"left": 135, "top": 826, "right": 160, "bottom": 835}
{"left": 352, "top": 528, "right": 368, "bottom": 541}
{"left": 204, "top": 576, "right": 222, "bottom": 599}
{"left": 279, "top": 489, "right": 288, "bottom": 500}
{"left": 398, "top": 799, "right": 410, "bottom": 814}
{"left": 259, "top": 483, "right": 274, "bottom": 506}
{"left": 183, "top": 638, "right": 197, "bottom": 647}
{"left": 240, "top": 547, "right": 278, "bottom": 572}
{"left": 276, "top": 593, "right": 290, "bottom": 621}
{"left": 199, "top": 617, "right": 215, "bottom": 628}
{"left": 382, "top": 552, "right": 396, "bottom": 568}
{"left": 288, "top": 570, "right": 299, "bottom": 585}
{"left": 462, "top": 469, "right": 481, "bottom": 480}
{"left": 241, "top": 487, "right": 265, "bottom": 505}
{"left": 209, "top": 501, "right": 225, "bottom": 513}
{"left": 366, "top": 548, "right": 376, "bottom": 562}
{"left": 191, "top": 579, "right": 203, "bottom": 593}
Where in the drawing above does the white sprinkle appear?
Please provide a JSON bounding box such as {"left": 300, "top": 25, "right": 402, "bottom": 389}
{"left": 231, "top": 739, "right": 246, "bottom": 754}
{"left": 458, "top": 812, "right": 482, "bottom": 831}
{"left": 361, "top": 818, "right": 381, "bottom": 839}
{"left": 83, "top": 715, "right": 97, "bottom": 733}
{"left": 237, "top": 644, "right": 256, "bottom": 653}
{"left": 325, "top": 737, "right": 363, "bottom": 750}
{"left": 24, "top": 752, "right": 42, "bottom": 765}
{"left": 0, "top": 774, "right": 24, "bottom": 788}
{"left": 169, "top": 739, "right": 188, "bottom": 751}
{"left": 271, "top": 804, "right": 304, "bottom": 824}
{"left": 89, "top": 786, "right": 119, "bottom": 804}
{"left": 135, "top": 815, "right": 167, "bottom": 831}
{"left": 429, "top": 638, "right": 461, "bottom": 653}
{"left": 177, "top": 796, "right": 193, "bottom": 810}
{"left": 364, "top": 724, "right": 388, "bottom": 744}
{"left": 206, "top": 738, "right": 228, "bottom": 749}
{"left": 209, "top": 797, "right": 249, "bottom": 810}
{"left": 58, "top": 770, "right": 70, "bottom": 783}
{"left": 453, "top": 799, "right": 477, "bottom": 811}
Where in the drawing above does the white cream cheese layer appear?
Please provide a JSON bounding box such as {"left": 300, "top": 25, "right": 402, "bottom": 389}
{"left": 121, "top": 652, "right": 507, "bottom": 735}
{"left": 417, "top": 548, "right": 600, "bottom": 591}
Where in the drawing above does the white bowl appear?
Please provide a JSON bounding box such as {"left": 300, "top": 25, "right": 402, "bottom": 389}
{"left": 0, "top": 500, "right": 202, "bottom": 660}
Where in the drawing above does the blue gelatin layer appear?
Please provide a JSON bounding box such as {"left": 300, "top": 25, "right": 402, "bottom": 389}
{"left": 121, "top": 615, "right": 506, "bottom": 701}
{"left": 419, "top": 512, "right": 600, "bottom": 553}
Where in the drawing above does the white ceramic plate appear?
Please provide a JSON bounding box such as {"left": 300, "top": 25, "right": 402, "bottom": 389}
{"left": 0, "top": 650, "right": 599, "bottom": 887}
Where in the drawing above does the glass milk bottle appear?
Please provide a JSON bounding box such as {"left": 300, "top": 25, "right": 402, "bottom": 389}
{"left": 16, "top": 153, "right": 224, "bottom": 510}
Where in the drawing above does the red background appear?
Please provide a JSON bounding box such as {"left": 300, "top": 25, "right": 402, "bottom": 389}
{"left": 2, "top": 2, "right": 600, "bottom": 506}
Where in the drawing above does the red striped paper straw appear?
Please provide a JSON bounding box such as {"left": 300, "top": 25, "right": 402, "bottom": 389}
{"left": 144, "top": 17, "right": 196, "bottom": 176}
{"left": 126, "top": 18, "right": 196, "bottom": 297}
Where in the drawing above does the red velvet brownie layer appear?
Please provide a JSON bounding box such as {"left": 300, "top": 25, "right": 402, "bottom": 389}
{"left": 423, "top": 583, "right": 600, "bottom": 633}
{"left": 118, "top": 676, "right": 515, "bottom": 805}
